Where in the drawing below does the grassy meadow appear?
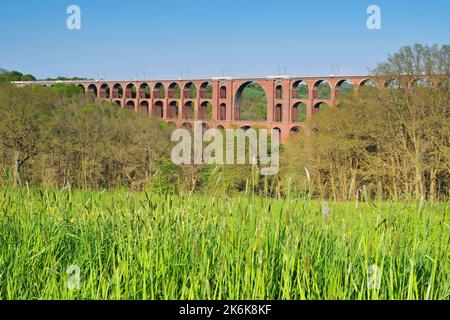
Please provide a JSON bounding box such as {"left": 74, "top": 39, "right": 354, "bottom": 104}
{"left": 0, "top": 188, "right": 448, "bottom": 300}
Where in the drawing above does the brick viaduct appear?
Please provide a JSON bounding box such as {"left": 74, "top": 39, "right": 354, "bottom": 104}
{"left": 14, "top": 75, "right": 400, "bottom": 140}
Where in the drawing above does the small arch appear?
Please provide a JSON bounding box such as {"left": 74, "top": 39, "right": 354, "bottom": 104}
{"left": 88, "top": 84, "right": 98, "bottom": 97}
{"left": 168, "top": 121, "right": 176, "bottom": 127}
{"left": 182, "top": 122, "right": 192, "bottom": 129}
{"left": 100, "top": 84, "right": 110, "bottom": 98}
{"left": 275, "top": 85, "right": 283, "bottom": 99}
{"left": 139, "top": 83, "right": 151, "bottom": 99}
{"left": 411, "top": 78, "right": 432, "bottom": 88}
{"left": 314, "top": 102, "right": 329, "bottom": 110}
{"left": 153, "top": 83, "right": 165, "bottom": 99}
{"left": 112, "top": 83, "right": 123, "bottom": 98}
{"left": 126, "top": 100, "right": 135, "bottom": 110}
{"left": 292, "top": 80, "right": 309, "bottom": 99}
{"left": 139, "top": 101, "right": 149, "bottom": 116}
{"left": 183, "top": 82, "right": 197, "bottom": 99}
{"left": 360, "top": 79, "right": 378, "bottom": 88}
{"left": 113, "top": 100, "right": 122, "bottom": 107}
{"left": 202, "top": 122, "right": 209, "bottom": 130}
{"left": 220, "top": 86, "right": 227, "bottom": 99}
{"left": 240, "top": 126, "right": 251, "bottom": 131}
{"left": 218, "top": 103, "right": 227, "bottom": 121}
{"left": 313, "top": 80, "right": 331, "bottom": 99}
{"left": 168, "top": 82, "right": 181, "bottom": 99}
{"left": 290, "top": 126, "right": 300, "bottom": 135}
{"left": 217, "top": 125, "right": 225, "bottom": 130}
{"left": 183, "top": 101, "right": 194, "bottom": 120}
{"left": 385, "top": 79, "right": 403, "bottom": 89}
{"left": 273, "top": 127, "right": 281, "bottom": 135}
{"left": 274, "top": 104, "right": 283, "bottom": 122}
{"left": 292, "top": 102, "right": 307, "bottom": 123}
{"left": 168, "top": 101, "right": 179, "bottom": 119}
{"left": 78, "top": 84, "right": 86, "bottom": 94}
{"left": 335, "top": 79, "right": 354, "bottom": 98}
{"left": 200, "top": 82, "right": 213, "bottom": 99}
{"left": 125, "top": 83, "right": 137, "bottom": 99}
{"left": 153, "top": 101, "right": 164, "bottom": 118}
{"left": 199, "top": 101, "right": 212, "bottom": 120}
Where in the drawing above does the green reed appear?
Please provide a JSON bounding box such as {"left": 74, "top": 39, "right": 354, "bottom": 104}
{"left": 0, "top": 188, "right": 448, "bottom": 300}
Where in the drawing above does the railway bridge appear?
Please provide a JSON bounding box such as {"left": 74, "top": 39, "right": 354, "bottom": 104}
{"left": 14, "top": 75, "right": 392, "bottom": 140}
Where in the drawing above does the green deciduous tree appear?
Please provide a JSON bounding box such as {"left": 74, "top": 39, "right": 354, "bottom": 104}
{"left": 280, "top": 44, "right": 449, "bottom": 201}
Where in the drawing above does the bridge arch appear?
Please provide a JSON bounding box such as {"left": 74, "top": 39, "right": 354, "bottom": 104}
{"left": 292, "top": 80, "right": 309, "bottom": 99}
{"left": 125, "top": 83, "right": 137, "bottom": 99}
{"left": 200, "top": 82, "right": 213, "bottom": 99}
{"left": 234, "top": 81, "right": 267, "bottom": 121}
{"left": 275, "top": 85, "right": 283, "bottom": 99}
{"left": 168, "top": 101, "right": 179, "bottom": 119}
{"left": 292, "top": 102, "right": 307, "bottom": 123}
{"left": 240, "top": 125, "right": 252, "bottom": 131}
{"left": 273, "top": 127, "right": 281, "bottom": 136}
{"left": 314, "top": 101, "right": 329, "bottom": 110}
{"left": 183, "top": 101, "right": 194, "bottom": 119}
{"left": 78, "top": 84, "right": 86, "bottom": 94}
{"left": 182, "top": 122, "right": 192, "bottom": 129}
{"left": 220, "top": 86, "right": 227, "bottom": 99}
{"left": 385, "top": 79, "right": 403, "bottom": 89}
{"left": 113, "top": 100, "right": 122, "bottom": 107}
{"left": 274, "top": 104, "right": 283, "bottom": 122}
{"left": 411, "top": 78, "right": 432, "bottom": 88}
{"left": 88, "top": 84, "right": 98, "bottom": 97}
{"left": 335, "top": 79, "right": 354, "bottom": 98}
{"left": 199, "top": 101, "right": 212, "bottom": 120}
{"left": 153, "top": 101, "right": 164, "bottom": 118}
{"left": 126, "top": 100, "right": 135, "bottom": 110}
{"left": 168, "top": 82, "right": 181, "bottom": 99}
{"left": 100, "top": 84, "right": 110, "bottom": 98}
{"left": 183, "top": 82, "right": 197, "bottom": 99}
{"left": 312, "top": 80, "right": 331, "bottom": 99}
{"left": 290, "top": 126, "right": 301, "bottom": 135}
{"left": 112, "top": 83, "right": 123, "bottom": 98}
{"left": 218, "top": 103, "right": 227, "bottom": 121}
{"left": 139, "top": 83, "right": 151, "bottom": 99}
{"left": 139, "top": 101, "right": 149, "bottom": 116}
{"left": 359, "top": 79, "right": 378, "bottom": 89}
{"left": 153, "top": 83, "right": 165, "bottom": 98}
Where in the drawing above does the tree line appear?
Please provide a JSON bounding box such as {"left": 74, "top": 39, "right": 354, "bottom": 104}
{"left": 0, "top": 70, "right": 36, "bottom": 82}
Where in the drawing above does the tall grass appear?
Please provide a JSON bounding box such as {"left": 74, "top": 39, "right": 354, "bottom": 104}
{"left": 0, "top": 187, "right": 448, "bottom": 300}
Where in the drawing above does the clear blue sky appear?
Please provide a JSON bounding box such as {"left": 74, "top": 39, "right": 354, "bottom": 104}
{"left": 1, "top": 0, "right": 449, "bottom": 80}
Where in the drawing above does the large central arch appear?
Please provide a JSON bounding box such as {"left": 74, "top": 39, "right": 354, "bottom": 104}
{"left": 234, "top": 81, "right": 267, "bottom": 121}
